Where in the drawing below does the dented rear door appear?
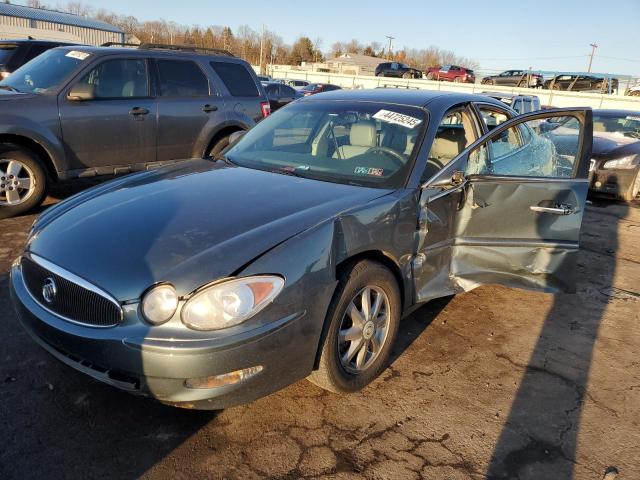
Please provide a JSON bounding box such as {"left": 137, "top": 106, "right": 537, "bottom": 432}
{"left": 414, "top": 108, "right": 592, "bottom": 302}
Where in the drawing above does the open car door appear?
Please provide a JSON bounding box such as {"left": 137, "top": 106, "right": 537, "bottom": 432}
{"left": 414, "top": 108, "right": 592, "bottom": 302}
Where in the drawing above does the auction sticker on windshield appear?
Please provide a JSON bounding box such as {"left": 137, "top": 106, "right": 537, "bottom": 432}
{"left": 65, "top": 51, "right": 90, "bottom": 60}
{"left": 373, "top": 109, "right": 422, "bottom": 128}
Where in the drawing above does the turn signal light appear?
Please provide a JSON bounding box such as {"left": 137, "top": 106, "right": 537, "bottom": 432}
{"left": 184, "top": 366, "right": 263, "bottom": 389}
{"left": 260, "top": 101, "right": 271, "bottom": 118}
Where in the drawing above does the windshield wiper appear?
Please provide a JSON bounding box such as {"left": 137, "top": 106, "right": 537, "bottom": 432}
{"left": 210, "top": 153, "right": 234, "bottom": 165}
{"left": 0, "top": 85, "right": 20, "bottom": 93}
{"left": 266, "top": 167, "right": 310, "bottom": 178}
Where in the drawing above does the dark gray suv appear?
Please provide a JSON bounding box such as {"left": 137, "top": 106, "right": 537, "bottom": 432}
{"left": 0, "top": 44, "right": 270, "bottom": 218}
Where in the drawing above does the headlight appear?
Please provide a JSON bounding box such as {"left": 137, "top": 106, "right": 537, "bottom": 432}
{"left": 141, "top": 284, "right": 178, "bottom": 325}
{"left": 182, "top": 276, "right": 284, "bottom": 331}
{"left": 603, "top": 155, "right": 636, "bottom": 170}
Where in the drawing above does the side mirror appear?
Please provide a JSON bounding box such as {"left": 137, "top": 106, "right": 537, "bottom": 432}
{"left": 228, "top": 130, "right": 246, "bottom": 145}
{"left": 67, "top": 83, "right": 95, "bottom": 101}
{"left": 427, "top": 169, "right": 466, "bottom": 189}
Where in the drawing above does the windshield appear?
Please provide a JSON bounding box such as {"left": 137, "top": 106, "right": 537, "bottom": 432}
{"left": 0, "top": 44, "right": 18, "bottom": 66}
{"left": 226, "top": 101, "right": 427, "bottom": 188}
{"left": 593, "top": 113, "right": 640, "bottom": 139}
{"left": 0, "top": 48, "right": 88, "bottom": 93}
{"left": 301, "top": 84, "right": 318, "bottom": 91}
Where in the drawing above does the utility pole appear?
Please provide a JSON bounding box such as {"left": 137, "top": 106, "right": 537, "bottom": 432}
{"left": 587, "top": 42, "right": 598, "bottom": 72}
{"left": 259, "top": 24, "right": 265, "bottom": 75}
{"left": 385, "top": 35, "right": 394, "bottom": 60}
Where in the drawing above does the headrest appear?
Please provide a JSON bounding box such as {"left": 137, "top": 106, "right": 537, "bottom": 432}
{"left": 350, "top": 122, "right": 377, "bottom": 147}
{"left": 430, "top": 128, "right": 466, "bottom": 160}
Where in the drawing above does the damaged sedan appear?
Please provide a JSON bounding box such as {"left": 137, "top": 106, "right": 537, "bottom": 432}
{"left": 11, "top": 90, "right": 592, "bottom": 409}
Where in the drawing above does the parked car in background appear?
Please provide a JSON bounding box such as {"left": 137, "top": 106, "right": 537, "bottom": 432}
{"left": 587, "top": 110, "right": 639, "bottom": 201}
{"left": 0, "top": 39, "right": 76, "bottom": 79}
{"left": 262, "top": 81, "right": 303, "bottom": 111}
{"left": 257, "top": 74, "right": 272, "bottom": 82}
{"left": 283, "top": 78, "right": 310, "bottom": 89}
{"left": 482, "top": 91, "right": 541, "bottom": 115}
{"left": 481, "top": 70, "right": 543, "bottom": 88}
{"left": 0, "top": 43, "right": 269, "bottom": 218}
{"left": 625, "top": 81, "right": 640, "bottom": 97}
{"left": 299, "top": 82, "right": 342, "bottom": 96}
{"left": 10, "top": 89, "right": 592, "bottom": 409}
{"left": 543, "top": 74, "right": 618, "bottom": 93}
{"left": 425, "top": 65, "right": 475, "bottom": 83}
{"left": 375, "top": 62, "right": 422, "bottom": 79}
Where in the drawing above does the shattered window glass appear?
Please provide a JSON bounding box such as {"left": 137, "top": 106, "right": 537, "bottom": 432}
{"left": 466, "top": 115, "right": 582, "bottom": 178}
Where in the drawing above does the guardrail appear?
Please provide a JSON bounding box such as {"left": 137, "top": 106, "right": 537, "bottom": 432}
{"left": 265, "top": 66, "right": 640, "bottom": 111}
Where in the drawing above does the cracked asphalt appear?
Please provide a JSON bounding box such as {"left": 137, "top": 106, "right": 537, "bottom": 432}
{"left": 0, "top": 181, "right": 638, "bottom": 480}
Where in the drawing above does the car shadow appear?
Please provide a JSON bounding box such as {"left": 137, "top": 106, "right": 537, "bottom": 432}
{"left": 389, "top": 295, "right": 453, "bottom": 365}
{"left": 485, "top": 194, "right": 628, "bottom": 478}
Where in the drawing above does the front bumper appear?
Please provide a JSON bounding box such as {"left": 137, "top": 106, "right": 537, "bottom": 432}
{"left": 589, "top": 166, "right": 639, "bottom": 197}
{"left": 10, "top": 263, "right": 320, "bottom": 409}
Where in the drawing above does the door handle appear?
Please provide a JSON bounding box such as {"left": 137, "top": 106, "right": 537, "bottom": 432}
{"left": 530, "top": 204, "right": 575, "bottom": 215}
{"left": 129, "top": 107, "right": 149, "bottom": 116}
{"left": 202, "top": 104, "right": 218, "bottom": 113}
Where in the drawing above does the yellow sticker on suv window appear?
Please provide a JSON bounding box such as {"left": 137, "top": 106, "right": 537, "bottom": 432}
{"left": 65, "top": 51, "right": 90, "bottom": 60}
{"left": 373, "top": 109, "right": 422, "bottom": 129}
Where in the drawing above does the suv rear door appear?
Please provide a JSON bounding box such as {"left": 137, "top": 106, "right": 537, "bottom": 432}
{"left": 58, "top": 56, "right": 156, "bottom": 173}
{"left": 210, "top": 60, "right": 265, "bottom": 123}
{"left": 153, "top": 58, "right": 223, "bottom": 161}
{"left": 413, "top": 108, "right": 592, "bottom": 302}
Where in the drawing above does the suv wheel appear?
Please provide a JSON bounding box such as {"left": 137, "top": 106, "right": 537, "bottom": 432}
{"left": 308, "top": 260, "right": 401, "bottom": 393}
{"left": 402, "top": 72, "right": 411, "bottom": 79}
{"left": 0, "top": 145, "right": 48, "bottom": 219}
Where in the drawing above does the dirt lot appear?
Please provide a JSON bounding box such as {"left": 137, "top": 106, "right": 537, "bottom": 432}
{"left": 0, "top": 184, "right": 638, "bottom": 480}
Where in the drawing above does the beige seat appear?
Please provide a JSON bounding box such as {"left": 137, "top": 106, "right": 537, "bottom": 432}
{"left": 334, "top": 121, "right": 377, "bottom": 159}
{"left": 429, "top": 127, "right": 466, "bottom": 163}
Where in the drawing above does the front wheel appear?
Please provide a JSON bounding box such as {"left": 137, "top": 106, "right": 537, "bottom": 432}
{"left": 0, "top": 145, "right": 48, "bottom": 219}
{"left": 620, "top": 170, "right": 640, "bottom": 202}
{"left": 207, "top": 135, "right": 232, "bottom": 157}
{"left": 426, "top": 72, "right": 434, "bottom": 80}
{"left": 402, "top": 72, "right": 411, "bottom": 79}
{"left": 308, "top": 260, "right": 401, "bottom": 393}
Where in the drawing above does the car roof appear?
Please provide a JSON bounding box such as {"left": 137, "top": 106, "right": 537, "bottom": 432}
{"left": 299, "top": 88, "right": 508, "bottom": 109}
{"left": 53, "top": 45, "right": 242, "bottom": 61}
{"left": 593, "top": 109, "right": 640, "bottom": 117}
{"left": 0, "top": 39, "right": 74, "bottom": 45}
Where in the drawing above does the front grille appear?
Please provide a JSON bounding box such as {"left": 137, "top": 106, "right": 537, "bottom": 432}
{"left": 21, "top": 255, "right": 122, "bottom": 327}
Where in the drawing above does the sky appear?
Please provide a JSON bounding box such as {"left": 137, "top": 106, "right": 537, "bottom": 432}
{"left": 22, "top": 0, "right": 640, "bottom": 75}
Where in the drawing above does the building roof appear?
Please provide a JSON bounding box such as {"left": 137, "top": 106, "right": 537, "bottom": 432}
{"left": 0, "top": 3, "right": 123, "bottom": 33}
{"left": 328, "top": 53, "right": 383, "bottom": 69}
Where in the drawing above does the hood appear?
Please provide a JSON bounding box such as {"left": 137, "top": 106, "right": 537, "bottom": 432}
{"left": 592, "top": 132, "right": 640, "bottom": 159}
{"left": 0, "top": 88, "right": 37, "bottom": 100}
{"left": 28, "top": 160, "right": 392, "bottom": 301}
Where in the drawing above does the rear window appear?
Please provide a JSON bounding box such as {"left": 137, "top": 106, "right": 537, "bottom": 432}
{"left": 210, "top": 61, "right": 259, "bottom": 97}
{"left": 157, "top": 60, "right": 209, "bottom": 97}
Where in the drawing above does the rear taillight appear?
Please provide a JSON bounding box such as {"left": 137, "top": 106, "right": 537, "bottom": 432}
{"left": 260, "top": 101, "right": 271, "bottom": 118}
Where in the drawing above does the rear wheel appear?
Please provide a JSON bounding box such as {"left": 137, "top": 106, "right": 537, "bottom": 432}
{"left": 0, "top": 145, "right": 48, "bottom": 219}
{"left": 453, "top": 76, "right": 461, "bottom": 83}
{"left": 483, "top": 79, "right": 494, "bottom": 85}
{"left": 207, "top": 135, "right": 233, "bottom": 157}
{"left": 402, "top": 72, "right": 411, "bottom": 79}
{"left": 308, "top": 260, "right": 401, "bottom": 393}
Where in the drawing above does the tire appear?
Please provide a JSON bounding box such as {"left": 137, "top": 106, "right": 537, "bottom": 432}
{"left": 207, "top": 135, "right": 232, "bottom": 157}
{"left": 402, "top": 72, "right": 411, "bottom": 79}
{"left": 453, "top": 76, "right": 461, "bottom": 83}
{"left": 0, "top": 145, "right": 48, "bottom": 219}
{"left": 483, "top": 79, "right": 494, "bottom": 86}
{"left": 426, "top": 72, "right": 434, "bottom": 80}
{"left": 620, "top": 170, "right": 640, "bottom": 202}
{"left": 308, "top": 260, "right": 401, "bottom": 393}
{"left": 552, "top": 84, "right": 562, "bottom": 91}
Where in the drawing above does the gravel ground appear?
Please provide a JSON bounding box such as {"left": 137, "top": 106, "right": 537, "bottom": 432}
{"left": 0, "top": 182, "right": 638, "bottom": 480}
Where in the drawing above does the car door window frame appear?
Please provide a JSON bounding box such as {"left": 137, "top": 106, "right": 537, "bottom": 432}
{"left": 66, "top": 57, "right": 152, "bottom": 101}
{"left": 423, "top": 107, "right": 592, "bottom": 190}
{"left": 152, "top": 58, "right": 211, "bottom": 98}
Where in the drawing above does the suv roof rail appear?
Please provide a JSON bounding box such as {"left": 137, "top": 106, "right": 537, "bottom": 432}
{"left": 100, "top": 42, "right": 235, "bottom": 57}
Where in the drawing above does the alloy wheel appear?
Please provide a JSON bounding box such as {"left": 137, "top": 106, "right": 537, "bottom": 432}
{"left": 338, "top": 286, "right": 390, "bottom": 373}
{"left": 0, "top": 159, "right": 36, "bottom": 206}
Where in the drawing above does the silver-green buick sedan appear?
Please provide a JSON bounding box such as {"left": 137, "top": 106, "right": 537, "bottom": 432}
{"left": 11, "top": 90, "right": 592, "bottom": 409}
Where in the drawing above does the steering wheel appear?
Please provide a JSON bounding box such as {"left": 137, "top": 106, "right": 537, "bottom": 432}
{"left": 365, "top": 146, "right": 406, "bottom": 167}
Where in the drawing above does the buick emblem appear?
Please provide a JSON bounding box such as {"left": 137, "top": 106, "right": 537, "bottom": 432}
{"left": 42, "top": 277, "right": 57, "bottom": 304}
